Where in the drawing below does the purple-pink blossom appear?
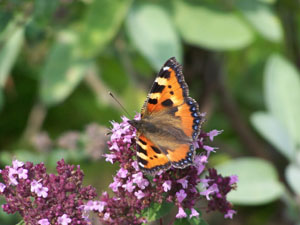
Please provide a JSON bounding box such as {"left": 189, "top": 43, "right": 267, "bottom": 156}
{"left": 57, "top": 214, "right": 72, "bottom": 225}
{"left": 0, "top": 159, "right": 97, "bottom": 225}
{"left": 176, "top": 207, "right": 187, "bottom": 218}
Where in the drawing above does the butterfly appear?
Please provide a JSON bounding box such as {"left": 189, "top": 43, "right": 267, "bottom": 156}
{"left": 128, "top": 57, "right": 203, "bottom": 174}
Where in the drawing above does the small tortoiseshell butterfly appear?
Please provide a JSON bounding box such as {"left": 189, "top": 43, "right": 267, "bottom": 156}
{"left": 129, "top": 57, "right": 203, "bottom": 174}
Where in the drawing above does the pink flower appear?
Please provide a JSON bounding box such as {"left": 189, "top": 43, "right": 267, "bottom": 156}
{"left": 132, "top": 172, "right": 149, "bottom": 189}
{"left": 225, "top": 209, "right": 236, "bottom": 219}
{"left": 109, "top": 177, "right": 122, "bottom": 192}
{"left": 36, "top": 186, "right": 48, "bottom": 198}
{"left": 229, "top": 175, "right": 239, "bottom": 185}
{"left": 0, "top": 183, "right": 6, "bottom": 193}
{"left": 17, "top": 167, "right": 28, "bottom": 179}
{"left": 93, "top": 201, "right": 107, "bottom": 212}
{"left": 103, "top": 212, "right": 110, "bottom": 221}
{"left": 104, "top": 154, "right": 116, "bottom": 164}
{"left": 131, "top": 161, "right": 139, "bottom": 171}
{"left": 12, "top": 159, "right": 24, "bottom": 169}
{"left": 177, "top": 177, "right": 188, "bottom": 189}
{"left": 176, "top": 207, "right": 187, "bottom": 218}
{"left": 57, "top": 214, "right": 72, "bottom": 225}
{"left": 134, "top": 190, "right": 145, "bottom": 199}
{"left": 30, "top": 180, "right": 42, "bottom": 192}
{"left": 162, "top": 180, "right": 172, "bottom": 192}
{"left": 117, "top": 168, "right": 128, "bottom": 178}
{"left": 30, "top": 180, "right": 48, "bottom": 198}
{"left": 176, "top": 189, "right": 187, "bottom": 203}
{"left": 38, "top": 219, "right": 50, "bottom": 225}
{"left": 122, "top": 180, "right": 135, "bottom": 193}
{"left": 200, "top": 183, "right": 219, "bottom": 200}
{"left": 203, "top": 145, "right": 217, "bottom": 154}
{"left": 8, "top": 167, "right": 18, "bottom": 185}
{"left": 207, "top": 129, "right": 223, "bottom": 141}
{"left": 190, "top": 208, "right": 199, "bottom": 218}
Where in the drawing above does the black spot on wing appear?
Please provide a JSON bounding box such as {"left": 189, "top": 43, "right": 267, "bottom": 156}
{"left": 159, "top": 70, "right": 170, "bottom": 79}
{"left": 151, "top": 146, "right": 161, "bottom": 154}
{"left": 138, "top": 138, "right": 147, "bottom": 145}
{"left": 161, "top": 99, "right": 173, "bottom": 107}
{"left": 137, "top": 156, "right": 148, "bottom": 165}
{"left": 151, "top": 82, "right": 165, "bottom": 93}
{"left": 148, "top": 98, "right": 158, "bottom": 105}
{"left": 170, "top": 91, "right": 174, "bottom": 95}
{"left": 137, "top": 144, "right": 147, "bottom": 156}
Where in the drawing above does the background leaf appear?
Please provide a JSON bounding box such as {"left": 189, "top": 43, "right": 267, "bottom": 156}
{"left": 217, "top": 157, "right": 284, "bottom": 205}
{"left": 285, "top": 164, "right": 300, "bottom": 195}
{"left": 264, "top": 54, "right": 300, "bottom": 148}
{"left": 238, "top": 0, "right": 282, "bottom": 42}
{"left": 79, "top": 0, "right": 132, "bottom": 58}
{"left": 126, "top": 3, "right": 182, "bottom": 70}
{"left": 39, "top": 31, "right": 88, "bottom": 106}
{"left": 251, "top": 112, "right": 295, "bottom": 160}
{"left": 0, "top": 25, "right": 24, "bottom": 87}
{"left": 174, "top": 0, "right": 254, "bottom": 50}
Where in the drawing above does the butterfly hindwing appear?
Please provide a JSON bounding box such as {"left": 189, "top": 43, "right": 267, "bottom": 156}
{"left": 136, "top": 134, "right": 171, "bottom": 173}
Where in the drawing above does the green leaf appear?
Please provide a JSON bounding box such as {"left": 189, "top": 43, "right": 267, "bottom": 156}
{"left": 142, "top": 202, "right": 174, "bottom": 222}
{"left": 251, "top": 112, "right": 295, "bottom": 160}
{"left": 126, "top": 3, "right": 182, "bottom": 71}
{"left": 174, "top": 218, "right": 191, "bottom": 225}
{"left": 40, "top": 31, "right": 89, "bottom": 106}
{"left": 285, "top": 164, "right": 300, "bottom": 195}
{"left": 16, "top": 220, "right": 26, "bottom": 225}
{"left": 238, "top": 0, "right": 282, "bottom": 42}
{"left": 0, "top": 150, "right": 46, "bottom": 166}
{"left": 264, "top": 54, "right": 300, "bottom": 148}
{"left": 217, "top": 157, "right": 284, "bottom": 205}
{"left": 174, "top": 217, "right": 208, "bottom": 225}
{"left": 0, "top": 88, "right": 3, "bottom": 111}
{"left": 174, "top": 0, "right": 253, "bottom": 50}
{"left": 0, "top": 26, "right": 24, "bottom": 87}
{"left": 79, "top": 0, "right": 132, "bottom": 58}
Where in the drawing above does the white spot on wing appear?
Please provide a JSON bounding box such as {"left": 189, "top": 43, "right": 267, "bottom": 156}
{"left": 139, "top": 162, "right": 145, "bottom": 167}
{"left": 137, "top": 152, "right": 148, "bottom": 159}
{"left": 155, "top": 77, "right": 167, "bottom": 86}
{"left": 163, "top": 66, "right": 170, "bottom": 71}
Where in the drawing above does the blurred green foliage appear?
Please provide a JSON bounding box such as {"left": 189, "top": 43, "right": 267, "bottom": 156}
{"left": 0, "top": 0, "right": 300, "bottom": 224}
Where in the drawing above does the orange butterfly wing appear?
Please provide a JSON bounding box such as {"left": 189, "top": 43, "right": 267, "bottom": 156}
{"left": 137, "top": 57, "right": 202, "bottom": 173}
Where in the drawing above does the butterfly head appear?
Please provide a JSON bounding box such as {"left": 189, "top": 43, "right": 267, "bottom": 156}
{"left": 128, "top": 119, "right": 158, "bottom": 134}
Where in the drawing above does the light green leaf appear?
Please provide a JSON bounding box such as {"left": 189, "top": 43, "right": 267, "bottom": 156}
{"left": 251, "top": 112, "right": 295, "bottom": 160}
{"left": 258, "top": 0, "right": 276, "bottom": 4}
{"left": 174, "top": 0, "right": 253, "bottom": 50}
{"left": 239, "top": 1, "right": 282, "bottom": 42}
{"left": 264, "top": 54, "right": 300, "bottom": 147}
{"left": 285, "top": 164, "right": 300, "bottom": 195}
{"left": 40, "top": 31, "right": 89, "bottom": 106}
{"left": 79, "top": 0, "right": 132, "bottom": 58}
{"left": 126, "top": 3, "right": 182, "bottom": 71}
{"left": 0, "top": 26, "right": 24, "bottom": 87}
{"left": 217, "top": 157, "right": 284, "bottom": 205}
{"left": 16, "top": 220, "right": 26, "bottom": 225}
{"left": 142, "top": 202, "right": 174, "bottom": 222}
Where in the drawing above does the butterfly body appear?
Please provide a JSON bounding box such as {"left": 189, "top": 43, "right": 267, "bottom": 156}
{"left": 130, "top": 57, "right": 203, "bottom": 174}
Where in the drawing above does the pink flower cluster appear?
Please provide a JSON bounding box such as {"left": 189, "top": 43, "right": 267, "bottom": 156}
{"left": 0, "top": 159, "right": 97, "bottom": 225}
{"left": 90, "top": 115, "right": 238, "bottom": 224}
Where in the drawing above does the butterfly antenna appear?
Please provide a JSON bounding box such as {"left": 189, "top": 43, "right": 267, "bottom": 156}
{"left": 109, "top": 92, "right": 132, "bottom": 118}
